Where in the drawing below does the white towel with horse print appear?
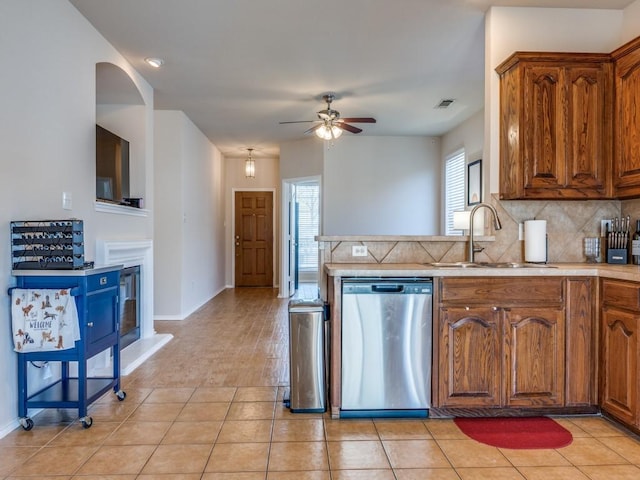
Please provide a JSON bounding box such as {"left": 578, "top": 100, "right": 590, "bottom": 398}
{"left": 11, "top": 288, "right": 80, "bottom": 352}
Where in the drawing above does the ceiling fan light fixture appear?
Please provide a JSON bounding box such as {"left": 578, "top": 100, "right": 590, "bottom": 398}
{"left": 315, "top": 123, "right": 343, "bottom": 140}
{"left": 245, "top": 148, "right": 255, "bottom": 178}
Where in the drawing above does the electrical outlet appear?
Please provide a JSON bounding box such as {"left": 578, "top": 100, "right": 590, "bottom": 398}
{"left": 518, "top": 223, "right": 524, "bottom": 241}
{"left": 352, "top": 245, "right": 368, "bottom": 257}
{"left": 601, "top": 219, "right": 612, "bottom": 237}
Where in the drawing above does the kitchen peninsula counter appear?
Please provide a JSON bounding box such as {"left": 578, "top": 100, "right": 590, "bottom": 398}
{"left": 324, "top": 262, "right": 640, "bottom": 281}
{"left": 323, "top": 262, "right": 640, "bottom": 431}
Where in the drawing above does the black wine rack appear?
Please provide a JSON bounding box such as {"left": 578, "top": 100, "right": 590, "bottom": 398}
{"left": 11, "top": 220, "right": 85, "bottom": 270}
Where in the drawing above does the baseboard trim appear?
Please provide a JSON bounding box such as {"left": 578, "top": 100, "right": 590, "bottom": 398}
{"left": 155, "top": 286, "right": 228, "bottom": 321}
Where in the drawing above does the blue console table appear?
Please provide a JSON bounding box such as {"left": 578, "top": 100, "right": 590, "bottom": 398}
{"left": 12, "top": 265, "right": 125, "bottom": 429}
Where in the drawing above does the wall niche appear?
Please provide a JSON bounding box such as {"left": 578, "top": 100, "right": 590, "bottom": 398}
{"left": 95, "top": 62, "right": 147, "bottom": 214}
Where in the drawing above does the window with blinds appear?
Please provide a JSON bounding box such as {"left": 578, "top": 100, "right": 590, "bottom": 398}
{"left": 296, "top": 184, "right": 320, "bottom": 271}
{"left": 445, "top": 149, "right": 465, "bottom": 236}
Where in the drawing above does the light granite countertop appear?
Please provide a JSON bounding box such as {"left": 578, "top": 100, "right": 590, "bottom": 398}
{"left": 324, "top": 262, "right": 640, "bottom": 282}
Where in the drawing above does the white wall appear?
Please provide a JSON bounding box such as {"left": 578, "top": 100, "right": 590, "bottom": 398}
{"left": 485, "top": 7, "right": 626, "bottom": 194}
{"left": 224, "top": 154, "right": 280, "bottom": 287}
{"left": 279, "top": 138, "right": 324, "bottom": 179}
{"left": 323, "top": 136, "right": 441, "bottom": 235}
{"left": 181, "top": 113, "right": 225, "bottom": 314}
{"left": 154, "top": 112, "right": 184, "bottom": 317}
{"left": 622, "top": 0, "right": 640, "bottom": 44}
{"left": 154, "top": 111, "right": 225, "bottom": 319}
{"left": 0, "top": 0, "right": 154, "bottom": 435}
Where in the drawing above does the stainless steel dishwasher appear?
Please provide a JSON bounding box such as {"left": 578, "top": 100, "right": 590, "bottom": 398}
{"left": 341, "top": 278, "right": 432, "bottom": 417}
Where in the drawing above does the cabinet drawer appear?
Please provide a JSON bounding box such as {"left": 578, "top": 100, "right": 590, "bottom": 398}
{"left": 440, "top": 277, "right": 563, "bottom": 305}
{"left": 602, "top": 279, "right": 640, "bottom": 311}
{"left": 87, "top": 271, "right": 119, "bottom": 292}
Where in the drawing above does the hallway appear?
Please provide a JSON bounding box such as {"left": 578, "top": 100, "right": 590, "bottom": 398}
{"left": 1, "top": 287, "right": 640, "bottom": 479}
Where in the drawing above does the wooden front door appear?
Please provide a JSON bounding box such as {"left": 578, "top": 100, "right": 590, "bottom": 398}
{"left": 235, "top": 191, "right": 274, "bottom": 287}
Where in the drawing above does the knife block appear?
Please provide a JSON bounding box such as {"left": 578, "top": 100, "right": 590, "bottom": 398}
{"left": 607, "top": 248, "right": 628, "bottom": 264}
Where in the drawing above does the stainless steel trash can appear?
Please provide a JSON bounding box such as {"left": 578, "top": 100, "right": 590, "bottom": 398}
{"left": 288, "top": 299, "right": 326, "bottom": 413}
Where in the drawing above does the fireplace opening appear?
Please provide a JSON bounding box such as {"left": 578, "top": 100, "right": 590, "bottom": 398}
{"left": 120, "top": 265, "right": 141, "bottom": 350}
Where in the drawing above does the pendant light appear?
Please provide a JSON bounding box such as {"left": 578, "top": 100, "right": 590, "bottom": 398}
{"left": 245, "top": 148, "right": 255, "bottom": 178}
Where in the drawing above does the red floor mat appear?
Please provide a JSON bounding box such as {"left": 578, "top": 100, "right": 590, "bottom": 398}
{"left": 454, "top": 416, "right": 573, "bottom": 449}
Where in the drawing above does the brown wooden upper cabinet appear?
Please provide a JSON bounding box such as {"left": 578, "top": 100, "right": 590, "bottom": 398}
{"left": 496, "top": 53, "right": 613, "bottom": 200}
{"left": 612, "top": 37, "right": 640, "bottom": 198}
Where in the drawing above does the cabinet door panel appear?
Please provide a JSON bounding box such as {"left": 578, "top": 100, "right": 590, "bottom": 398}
{"left": 439, "top": 307, "right": 501, "bottom": 407}
{"left": 505, "top": 307, "right": 565, "bottom": 407}
{"left": 566, "top": 278, "right": 595, "bottom": 406}
{"left": 523, "top": 65, "right": 565, "bottom": 190}
{"left": 85, "top": 288, "right": 119, "bottom": 352}
{"left": 601, "top": 308, "right": 638, "bottom": 424}
{"left": 566, "top": 65, "right": 610, "bottom": 192}
{"left": 614, "top": 41, "right": 640, "bottom": 197}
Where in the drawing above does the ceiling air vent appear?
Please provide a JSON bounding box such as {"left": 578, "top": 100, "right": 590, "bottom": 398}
{"left": 436, "top": 99, "right": 455, "bottom": 109}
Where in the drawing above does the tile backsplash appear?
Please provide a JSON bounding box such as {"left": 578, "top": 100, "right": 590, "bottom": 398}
{"left": 489, "top": 194, "right": 620, "bottom": 263}
{"left": 320, "top": 195, "right": 640, "bottom": 265}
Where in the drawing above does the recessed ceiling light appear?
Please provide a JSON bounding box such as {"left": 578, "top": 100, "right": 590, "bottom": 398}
{"left": 144, "top": 57, "right": 164, "bottom": 68}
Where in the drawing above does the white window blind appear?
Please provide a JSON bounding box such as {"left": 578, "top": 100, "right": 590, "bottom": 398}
{"left": 445, "top": 149, "right": 466, "bottom": 236}
{"left": 296, "top": 184, "right": 320, "bottom": 271}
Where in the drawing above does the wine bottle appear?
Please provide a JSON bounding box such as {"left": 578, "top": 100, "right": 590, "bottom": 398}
{"left": 632, "top": 219, "right": 640, "bottom": 265}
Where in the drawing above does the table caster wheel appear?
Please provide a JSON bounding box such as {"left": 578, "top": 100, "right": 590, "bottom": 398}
{"left": 115, "top": 390, "right": 126, "bottom": 401}
{"left": 20, "top": 417, "right": 34, "bottom": 431}
{"left": 80, "top": 416, "right": 93, "bottom": 429}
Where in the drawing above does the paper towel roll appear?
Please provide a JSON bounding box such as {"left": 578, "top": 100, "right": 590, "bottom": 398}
{"left": 524, "top": 220, "right": 547, "bottom": 263}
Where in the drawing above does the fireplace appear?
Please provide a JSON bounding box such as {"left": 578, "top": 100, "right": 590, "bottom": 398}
{"left": 120, "top": 265, "right": 140, "bottom": 350}
{"left": 95, "top": 239, "right": 172, "bottom": 375}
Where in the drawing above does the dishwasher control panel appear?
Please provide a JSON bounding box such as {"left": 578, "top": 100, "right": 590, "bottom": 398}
{"left": 342, "top": 278, "right": 432, "bottom": 295}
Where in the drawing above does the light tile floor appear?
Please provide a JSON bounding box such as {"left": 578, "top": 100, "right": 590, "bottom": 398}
{"left": 1, "top": 287, "right": 640, "bottom": 479}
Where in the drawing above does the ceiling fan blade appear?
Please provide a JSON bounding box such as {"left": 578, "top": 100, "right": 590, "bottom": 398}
{"left": 337, "top": 123, "right": 363, "bottom": 134}
{"left": 279, "top": 120, "right": 317, "bottom": 124}
{"left": 304, "top": 124, "right": 323, "bottom": 135}
{"left": 339, "top": 117, "right": 376, "bottom": 123}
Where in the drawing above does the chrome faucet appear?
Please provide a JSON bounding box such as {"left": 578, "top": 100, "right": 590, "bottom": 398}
{"left": 467, "top": 203, "right": 502, "bottom": 263}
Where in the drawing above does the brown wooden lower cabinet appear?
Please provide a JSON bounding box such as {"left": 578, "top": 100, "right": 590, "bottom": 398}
{"left": 504, "top": 307, "right": 565, "bottom": 407}
{"left": 566, "top": 278, "right": 596, "bottom": 406}
{"left": 439, "top": 306, "right": 501, "bottom": 407}
{"left": 600, "top": 279, "right": 640, "bottom": 428}
{"left": 436, "top": 276, "right": 593, "bottom": 411}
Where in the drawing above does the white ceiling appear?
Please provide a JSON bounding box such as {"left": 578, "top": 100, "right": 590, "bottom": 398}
{"left": 69, "top": 0, "right": 634, "bottom": 158}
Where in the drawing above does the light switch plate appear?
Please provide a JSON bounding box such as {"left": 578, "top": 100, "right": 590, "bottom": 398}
{"left": 601, "top": 219, "right": 612, "bottom": 237}
{"left": 352, "top": 245, "right": 368, "bottom": 257}
{"left": 62, "top": 191, "right": 72, "bottom": 210}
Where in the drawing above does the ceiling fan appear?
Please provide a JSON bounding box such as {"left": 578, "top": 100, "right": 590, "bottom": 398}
{"left": 279, "top": 93, "right": 376, "bottom": 140}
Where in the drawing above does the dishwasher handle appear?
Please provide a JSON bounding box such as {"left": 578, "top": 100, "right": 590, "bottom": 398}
{"left": 371, "top": 284, "right": 404, "bottom": 293}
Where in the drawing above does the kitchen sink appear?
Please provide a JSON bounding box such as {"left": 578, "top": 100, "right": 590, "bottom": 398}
{"left": 429, "top": 261, "right": 555, "bottom": 269}
{"left": 429, "top": 262, "right": 479, "bottom": 268}
{"left": 474, "top": 262, "right": 555, "bottom": 268}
